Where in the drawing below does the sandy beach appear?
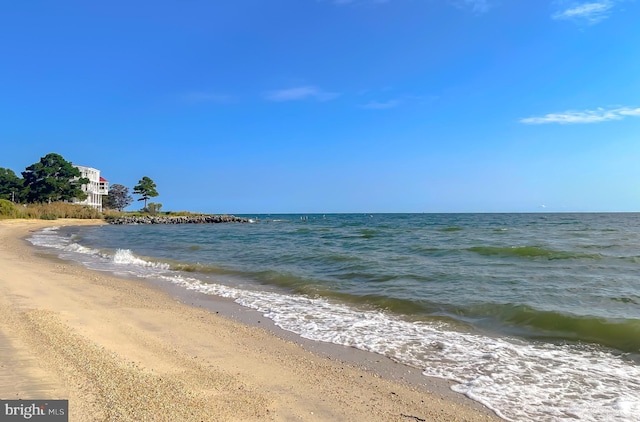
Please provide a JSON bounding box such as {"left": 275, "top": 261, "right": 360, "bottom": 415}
{"left": 0, "top": 219, "right": 500, "bottom": 421}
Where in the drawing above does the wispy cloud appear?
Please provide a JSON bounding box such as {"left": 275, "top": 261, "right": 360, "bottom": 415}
{"left": 264, "top": 86, "right": 340, "bottom": 102}
{"left": 182, "top": 92, "right": 235, "bottom": 104}
{"left": 552, "top": 1, "right": 615, "bottom": 24}
{"left": 329, "top": 0, "right": 490, "bottom": 13}
{"left": 360, "top": 99, "right": 401, "bottom": 110}
{"left": 520, "top": 106, "right": 640, "bottom": 124}
{"left": 330, "top": 0, "right": 390, "bottom": 5}
{"left": 452, "top": 0, "right": 491, "bottom": 13}
{"left": 358, "top": 92, "right": 438, "bottom": 110}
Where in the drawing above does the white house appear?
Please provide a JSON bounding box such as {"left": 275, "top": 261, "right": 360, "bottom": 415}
{"left": 74, "top": 165, "right": 109, "bottom": 211}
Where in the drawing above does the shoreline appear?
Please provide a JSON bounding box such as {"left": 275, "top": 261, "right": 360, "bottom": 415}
{"left": 0, "top": 219, "right": 500, "bottom": 421}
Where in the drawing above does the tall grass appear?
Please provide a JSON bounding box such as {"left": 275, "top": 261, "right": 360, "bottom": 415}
{"left": 0, "top": 200, "right": 221, "bottom": 221}
{"left": 0, "top": 200, "right": 106, "bottom": 220}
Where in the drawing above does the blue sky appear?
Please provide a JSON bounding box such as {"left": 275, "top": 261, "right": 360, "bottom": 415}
{"left": 1, "top": 0, "right": 639, "bottom": 213}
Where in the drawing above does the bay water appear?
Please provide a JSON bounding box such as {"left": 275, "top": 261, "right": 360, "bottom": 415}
{"left": 28, "top": 213, "right": 640, "bottom": 421}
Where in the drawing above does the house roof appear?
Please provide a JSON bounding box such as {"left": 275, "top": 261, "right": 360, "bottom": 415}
{"left": 99, "top": 176, "right": 108, "bottom": 182}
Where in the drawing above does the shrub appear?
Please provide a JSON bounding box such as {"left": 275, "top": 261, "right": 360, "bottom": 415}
{"left": 0, "top": 199, "right": 19, "bottom": 218}
{"left": 147, "top": 202, "right": 162, "bottom": 215}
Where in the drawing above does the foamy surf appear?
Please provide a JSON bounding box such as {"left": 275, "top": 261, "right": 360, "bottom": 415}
{"left": 113, "top": 249, "right": 171, "bottom": 269}
{"left": 28, "top": 226, "right": 170, "bottom": 274}
{"left": 159, "top": 273, "right": 640, "bottom": 421}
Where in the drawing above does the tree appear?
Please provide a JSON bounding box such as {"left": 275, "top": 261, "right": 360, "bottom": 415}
{"left": 0, "top": 168, "right": 23, "bottom": 202}
{"left": 21, "top": 153, "right": 88, "bottom": 203}
{"left": 103, "top": 183, "right": 133, "bottom": 211}
{"left": 133, "top": 176, "right": 159, "bottom": 210}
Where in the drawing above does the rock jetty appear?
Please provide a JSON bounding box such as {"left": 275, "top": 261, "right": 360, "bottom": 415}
{"left": 108, "top": 215, "right": 250, "bottom": 225}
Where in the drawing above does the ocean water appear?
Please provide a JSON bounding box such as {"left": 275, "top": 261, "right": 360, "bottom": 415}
{"left": 28, "top": 213, "right": 640, "bottom": 421}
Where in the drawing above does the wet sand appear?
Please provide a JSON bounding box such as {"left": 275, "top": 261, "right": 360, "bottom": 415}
{"left": 0, "top": 219, "right": 501, "bottom": 421}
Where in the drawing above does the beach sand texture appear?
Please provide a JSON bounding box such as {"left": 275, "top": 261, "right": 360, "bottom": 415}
{"left": 0, "top": 219, "right": 500, "bottom": 421}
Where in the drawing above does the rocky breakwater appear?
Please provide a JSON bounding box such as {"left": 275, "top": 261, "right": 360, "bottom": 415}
{"left": 108, "top": 215, "right": 251, "bottom": 225}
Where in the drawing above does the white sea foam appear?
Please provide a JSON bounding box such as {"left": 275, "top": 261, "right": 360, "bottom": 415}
{"left": 29, "top": 227, "right": 100, "bottom": 257}
{"left": 112, "top": 249, "right": 170, "bottom": 270}
{"left": 158, "top": 273, "right": 640, "bottom": 422}
{"left": 65, "top": 242, "right": 98, "bottom": 255}
{"left": 28, "top": 226, "right": 68, "bottom": 248}
{"left": 29, "top": 227, "right": 170, "bottom": 273}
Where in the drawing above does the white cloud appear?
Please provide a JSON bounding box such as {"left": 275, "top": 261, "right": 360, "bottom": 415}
{"left": 552, "top": 1, "right": 614, "bottom": 23}
{"left": 264, "top": 86, "right": 340, "bottom": 102}
{"left": 520, "top": 107, "right": 640, "bottom": 124}
{"left": 360, "top": 99, "right": 401, "bottom": 109}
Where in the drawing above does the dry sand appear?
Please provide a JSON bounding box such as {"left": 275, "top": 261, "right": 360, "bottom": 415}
{"left": 0, "top": 219, "right": 501, "bottom": 421}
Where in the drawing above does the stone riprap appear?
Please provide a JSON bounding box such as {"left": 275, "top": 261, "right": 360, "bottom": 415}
{"left": 108, "top": 215, "right": 250, "bottom": 225}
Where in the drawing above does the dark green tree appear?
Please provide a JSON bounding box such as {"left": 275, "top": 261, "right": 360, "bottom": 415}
{"left": 0, "top": 168, "right": 23, "bottom": 202}
{"left": 133, "top": 176, "right": 159, "bottom": 210}
{"left": 21, "top": 153, "right": 88, "bottom": 203}
{"left": 103, "top": 183, "right": 133, "bottom": 211}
